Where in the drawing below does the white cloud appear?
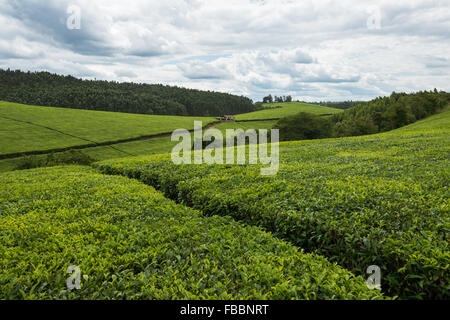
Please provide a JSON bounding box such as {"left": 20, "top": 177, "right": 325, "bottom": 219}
{"left": 0, "top": 0, "right": 448, "bottom": 101}
{"left": 178, "top": 59, "right": 231, "bottom": 79}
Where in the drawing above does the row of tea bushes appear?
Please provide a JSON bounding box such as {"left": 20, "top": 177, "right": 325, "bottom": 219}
{"left": 0, "top": 166, "right": 381, "bottom": 299}
{"left": 95, "top": 110, "right": 450, "bottom": 299}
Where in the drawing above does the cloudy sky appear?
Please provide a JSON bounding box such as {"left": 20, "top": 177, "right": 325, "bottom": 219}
{"left": 1, "top": 0, "right": 449, "bottom": 101}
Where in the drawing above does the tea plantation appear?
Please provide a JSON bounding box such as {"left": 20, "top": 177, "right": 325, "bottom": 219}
{"left": 0, "top": 101, "right": 216, "bottom": 157}
{"left": 95, "top": 109, "right": 450, "bottom": 299}
{"left": 0, "top": 166, "right": 381, "bottom": 299}
{"left": 235, "top": 102, "right": 342, "bottom": 120}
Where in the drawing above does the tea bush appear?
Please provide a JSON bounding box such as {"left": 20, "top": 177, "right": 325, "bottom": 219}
{"left": 15, "top": 150, "right": 96, "bottom": 170}
{"left": 0, "top": 166, "right": 381, "bottom": 299}
{"left": 95, "top": 109, "right": 450, "bottom": 299}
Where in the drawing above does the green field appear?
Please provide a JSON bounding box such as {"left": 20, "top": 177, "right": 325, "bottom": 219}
{"left": 0, "top": 101, "right": 216, "bottom": 156}
{"left": 214, "top": 120, "right": 276, "bottom": 133}
{"left": 0, "top": 166, "right": 381, "bottom": 299}
{"left": 82, "top": 121, "right": 276, "bottom": 161}
{"left": 0, "top": 100, "right": 333, "bottom": 164}
{"left": 0, "top": 118, "right": 279, "bottom": 172}
{"left": 234, "top": 102, "right": 342, "bottom": 120}
{"left": 0, "top": 116, "right": 86, "bottom": 155}
{"left": 84, "top": 120, "right": 277, "bottom": 159}
{"left": 83, "top": 136, "right": 177, "bottom": 160}
{"left": 95, "top": 109, "right": 450, "bottom": 299}
{"left": 0, "top": 135, "right": 179, "bottom": 172}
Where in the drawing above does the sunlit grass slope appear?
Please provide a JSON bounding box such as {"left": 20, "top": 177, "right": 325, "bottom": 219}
{"left": 0, "top": 121, "right": 279, "bottom": 172}
{"left": 0, "top": 101, "right": 216, "bottom": 156}
{"left": 214, "top": 120, "right": 277, "bottom": 133}
{"left": 235, "top": 102, "right": 342, "bottom": 120}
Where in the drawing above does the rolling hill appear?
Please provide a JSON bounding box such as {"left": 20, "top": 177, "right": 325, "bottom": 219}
{"left": 0, "top": 101, "right": 216, "bottom": 157}
{"left": 235, "top": 102, "right": 342, "bottom": 120}
{"left": 0, "top": 100, "right": 339, "bottom": 170}
{"left": 0, "top": 89, "right": 448, "bottom": 300}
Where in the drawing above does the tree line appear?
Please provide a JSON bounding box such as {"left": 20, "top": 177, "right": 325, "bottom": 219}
{"left": 0, "top": 69, "right": 255, "bottom": 117}
{"left": 275, "top": 90, "right": 450, "bottom": 141}
{"left": 262, "top": 94, "right": 293, "bottom": 103}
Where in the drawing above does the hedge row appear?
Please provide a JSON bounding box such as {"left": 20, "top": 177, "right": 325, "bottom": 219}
{"left": 95, "top": 110, "right": 450, "bottom": 299}
{"left": 0, "top": 166, "right": 380, "bottom": 299}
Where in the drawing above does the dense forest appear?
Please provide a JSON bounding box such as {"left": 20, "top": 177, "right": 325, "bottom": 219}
{"left": 274, "top": 112, "right": 333, "bottom": 141}
{"left": 0, "top": 69, "right": 255, "bottom": 117}
{"left": 275, "top": 90, "right": 450, "bottom": 141}
{"left": 332, "top": 90, "right": 450, "bottom": 136}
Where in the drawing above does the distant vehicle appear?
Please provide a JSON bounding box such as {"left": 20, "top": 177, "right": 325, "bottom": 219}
{"left": 223, "top": 115, "right": 235, "bottom": 121}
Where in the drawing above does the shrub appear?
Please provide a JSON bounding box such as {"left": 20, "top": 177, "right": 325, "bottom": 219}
{"left": 95, "top": 109, "right": 450, "bottom": 299}
{"left": 274, "top": 112, "right": 333, "bottom": 141}
{"left": 15, "top": 150, "right": 95, "bottom": 170}
{"left": 0, "top": 166, "right": 381, "bottom": 300}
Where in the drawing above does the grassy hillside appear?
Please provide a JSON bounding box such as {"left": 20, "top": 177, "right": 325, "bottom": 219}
{"left": 0, "top": 166, "right": 381, "bottom": 300}
{"left": 0, "top": 101, "right": 216, "bottom": 156}
{"left": 235, "top": 102, "right": 342, "bottom": 120}
{"left": 0, "top": 115, "right": 87, "bottom": 155}
{"left": 214, "top": 120, "right": 277, "bottom": 133}
{"left": 0, "top": 136, "right": 178, "bottom": 172}
{"left": 0, "top": 100, "right": 337, "bottom": 162}
{"left": 74, "top": 121, "right": 276, "bottom": 160}
{"left": 0, "top": 110, "right": 279, "bottom": 171}
{"left": 95, "top": 109, "right": 450, "bottom": 299}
